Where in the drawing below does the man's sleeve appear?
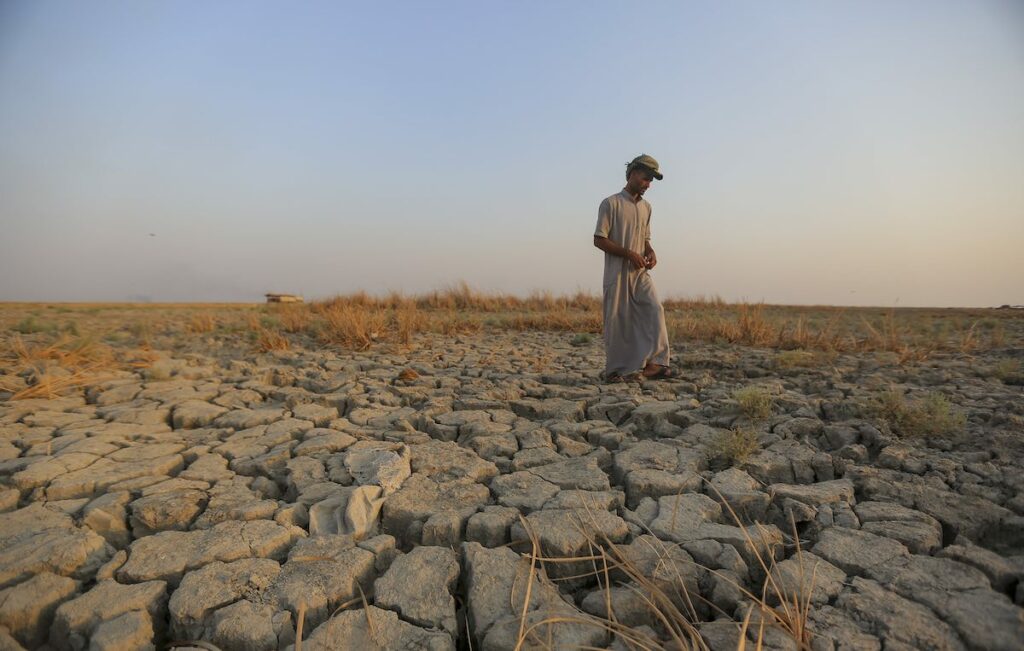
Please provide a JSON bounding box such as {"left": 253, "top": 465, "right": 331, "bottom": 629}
{"left": 594, "top": 199, "right": 611, "bottom": 238}
{"left": 644, "top": 205, "right": 652, "bottom": 241}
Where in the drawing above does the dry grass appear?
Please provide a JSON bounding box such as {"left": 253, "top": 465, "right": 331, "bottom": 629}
{"left": 990, "top": 358, "right": 1022, "bottom": 384}
{"left": 315, "top": 304, "right": 390, "bottom": 350}
{"left": 0, "top": 334, "right": 155, "bottom": 400}
{"left": 733, "top": 386, "right": 774, "bottom": 421}
{"left": 871, "top": 389, "right": 967, "bottom": 439}
{"left": 186, "top": 313, "right": 217, "bottom": 333}
{"left": 395, "top": 305, "right": 427, "bottom": 345}
{"left": 2, "top": 294, "right": 1020, "bottom": 358}
{"left": 277, "top": 305, "right": 313, "bottom": 333}
{"left": 246, "top": 316, "right": 291, "bottom": 352}
{"left": 509, "top": 495, "right": 813, "bottom": 651}
{"left": 708, "top": 427, "right": 762, "bottom": 468}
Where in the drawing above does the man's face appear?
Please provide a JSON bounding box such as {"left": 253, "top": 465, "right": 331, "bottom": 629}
{"left": 627, "top": 169, "right": 654, "bottom": 196}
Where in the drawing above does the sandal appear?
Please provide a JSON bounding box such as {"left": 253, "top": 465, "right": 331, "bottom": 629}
{"left": 604, "top": 372, "right": 626, "bottom": 384}
{"left": 643, "top": 365, "right": 677, "bottom": 380}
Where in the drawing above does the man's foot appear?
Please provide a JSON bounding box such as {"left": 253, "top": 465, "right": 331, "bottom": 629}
{"left": 642, "top": 364, "right": 676, "bottom": 380}
{"left": 605, "top": 371, "right": 643, "bottom": 384}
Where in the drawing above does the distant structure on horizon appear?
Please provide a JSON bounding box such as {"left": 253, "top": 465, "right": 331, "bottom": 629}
{"left": 997, "top": 304, "right": 1023, "bottom": 310}
{"left": 265, "top": 293, "right": 304, "bottom": 304}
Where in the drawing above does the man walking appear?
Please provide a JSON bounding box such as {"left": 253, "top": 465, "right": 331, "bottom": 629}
{"left": 593, "top": 154, "right": 673, "bottom": 382}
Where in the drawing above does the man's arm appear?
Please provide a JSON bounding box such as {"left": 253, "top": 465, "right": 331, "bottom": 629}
{"left": 594, "top": 235, "right": 647, "bottom": 269}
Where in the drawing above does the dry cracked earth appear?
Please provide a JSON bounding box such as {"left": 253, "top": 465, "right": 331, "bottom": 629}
{"left": 1, "top": 331, "right": 1023, "bottom": 650}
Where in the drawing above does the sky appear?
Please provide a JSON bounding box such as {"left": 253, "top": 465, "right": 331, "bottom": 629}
{"left": 1, "top": 1, "right": 1022, "bottom": 306}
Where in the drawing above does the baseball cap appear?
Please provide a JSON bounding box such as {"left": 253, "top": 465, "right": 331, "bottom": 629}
{"left": 627, "top": 154, "right": 663, "bottom": 180}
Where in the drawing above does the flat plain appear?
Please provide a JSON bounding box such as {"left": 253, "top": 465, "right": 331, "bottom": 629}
{"left": 1, "top": 296, "right": 1022, "bottom": 650}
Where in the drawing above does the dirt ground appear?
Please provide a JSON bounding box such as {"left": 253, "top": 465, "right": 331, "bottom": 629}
{"left": 1, "top": 302, "right": 1022, "bottom": 650}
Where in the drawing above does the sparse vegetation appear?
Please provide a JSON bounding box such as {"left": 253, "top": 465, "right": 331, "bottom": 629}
{"left": 990, "top": 359, "right": 1022, "bottom": 384}
{"left": 511, "top": 496, "right": 811, "bottom": 651}
{"left": 570, "top": 333, "right": 594, "bottom": 346}
{"left": 872, "top": 389, "right": 967, "bottom": 439}
{"left": 775, "top": 350, "right": 816, "bottom": 368}
{"left": 708, "top": 427, "right": 762, "bottom": 468}
{"left": 1, "top": 293, "right": 1021, "bottom": 359}
{"left": 734, "top": 386, "right": 774, "bottom": 421}
{"left": 13, "top": 316, "right": 56, "bottom": 334}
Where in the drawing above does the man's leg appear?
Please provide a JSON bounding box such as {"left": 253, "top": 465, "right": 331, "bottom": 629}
{"left": 636, "top": 273, "right": 671, "bottom": 376}
{"left": 603, "top": 276, "right": 643, "bottom": 377}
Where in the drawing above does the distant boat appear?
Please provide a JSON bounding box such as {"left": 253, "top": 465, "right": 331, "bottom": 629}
{"left": 265, "top": 293, "right": 304, "bottom": 304}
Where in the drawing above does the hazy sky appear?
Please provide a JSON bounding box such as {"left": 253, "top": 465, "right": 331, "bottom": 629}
{"left": 1, "top": 1, "right": 1022, "bottom": 306}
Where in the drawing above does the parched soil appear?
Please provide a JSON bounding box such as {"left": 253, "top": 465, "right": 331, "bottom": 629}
{"left": 1, "top": 304, "right": 1023, "bottom": 650}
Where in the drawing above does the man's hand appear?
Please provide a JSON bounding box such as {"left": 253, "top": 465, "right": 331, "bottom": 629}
{"left": 644, "top": 248, "right": 658, "bottom": 269}
{"left": 627, "top": 251, "right": 647, "bottom": 269}
{"left": 595, "top": 236, "right": 649, "bottom": 270}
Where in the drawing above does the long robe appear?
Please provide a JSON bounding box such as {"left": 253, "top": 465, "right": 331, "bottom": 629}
{"left": 594, "top": 189, "right": 671, "bottom": 375}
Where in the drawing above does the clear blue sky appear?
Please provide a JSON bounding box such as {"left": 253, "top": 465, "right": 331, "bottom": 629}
{"left": 1, "top": 1, "right": 1022, "bottom": 306}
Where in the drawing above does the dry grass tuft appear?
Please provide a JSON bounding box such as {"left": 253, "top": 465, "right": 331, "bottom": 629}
{"left": 277, "top": 305, "right": 313, "bottom": 333}
{"left": 255, "top": 328, "right": 290, "bottom": 352}
{"left": 248, "top": 316, "right": 291, "bottom": 352}
{"left": 733, "top": 386, "right": 774, "bottom": 421}
{"left": 186, "top": 313, "right": 217, "bottom": 333}
{"left": 708, "top": 427, "right": 762, "bottom": 468}
{"left": 13, "top": 315, "right": 58, "bottom": 335}
{"left": 395, "top": 304, "right": 427, "bottom": 345}
{"left": 872, "top": 389, "right": 967, "bottom": 439}
{"left": 990, "top": 359, "right": 1022, "bottom": 384}
{"left": 1, "top": 334, "right": 153, "bottom": 400}
{"left": 316, "top": 304, "right": 390, "bottom": 350}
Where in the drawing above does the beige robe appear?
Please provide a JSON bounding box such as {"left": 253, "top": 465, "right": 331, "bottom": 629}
{"left": 594, "top": 190, "right": 670, "bottom": 375}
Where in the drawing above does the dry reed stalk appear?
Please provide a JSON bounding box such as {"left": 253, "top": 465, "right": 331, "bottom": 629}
{"left": 510, "top": 511, "right": 708, "bottom": 651}
{"left": 708, "top": 485, "right": 814, "bottom": 649}
{"left": 294, "top": 603, "right": 305, "bottom": 651}
{"left": 958, "top": 321, "right": 979, "bottom": 353}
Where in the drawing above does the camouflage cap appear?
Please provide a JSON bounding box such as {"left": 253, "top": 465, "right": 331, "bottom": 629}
{"left": 627, "top": 154, "right": 663, "bottom": 180}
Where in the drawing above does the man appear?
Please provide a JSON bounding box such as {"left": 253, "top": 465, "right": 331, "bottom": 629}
{"left": 593, "top": 154, "right": 673, "bottom": 382}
